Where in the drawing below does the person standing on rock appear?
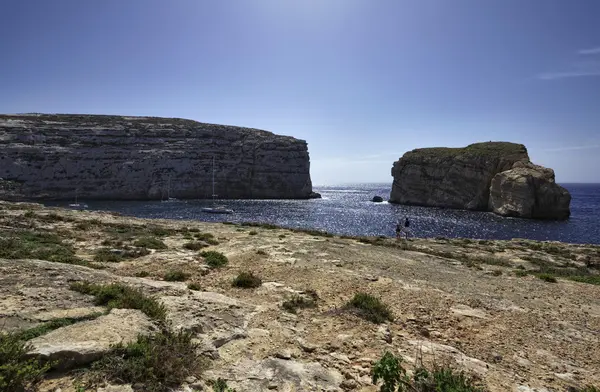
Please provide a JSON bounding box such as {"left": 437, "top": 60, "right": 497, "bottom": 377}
{"left": 403, "top": 217, "right": 411, "bottom": 239}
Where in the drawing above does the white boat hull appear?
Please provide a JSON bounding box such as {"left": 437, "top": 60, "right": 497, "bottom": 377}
{"left": 202, "top": 207, "right": 233, "bottom": 214}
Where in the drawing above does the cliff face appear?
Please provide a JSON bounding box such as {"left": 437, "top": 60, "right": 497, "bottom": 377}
{"left": 0, "top": 114, "right": 313, "bottom": 201}
{"left": 389, "top": 142, "right": 571, "bottom": 220}
{"left": 390, "top": 142, "right": 529, "bottom": 210}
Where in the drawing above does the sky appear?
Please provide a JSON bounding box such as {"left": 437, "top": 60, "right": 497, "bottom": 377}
{"left": 1, "top": 0, "right": 599, "bottom": 185}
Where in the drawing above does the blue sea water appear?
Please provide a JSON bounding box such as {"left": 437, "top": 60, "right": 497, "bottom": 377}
{"left": 50, "top": 183, "right": 600, "bottom": 245}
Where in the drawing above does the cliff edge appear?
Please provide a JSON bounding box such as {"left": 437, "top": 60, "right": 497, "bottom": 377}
{"left": 0, "top": 114, "right": 313, "bottom": 201}
{"left": 389, "top": 142, "right": 571, "bottom": 220}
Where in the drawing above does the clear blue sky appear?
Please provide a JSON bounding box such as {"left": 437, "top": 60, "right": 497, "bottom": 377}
{"left": 1, "top": 1, "right": 599, "bottom": 185}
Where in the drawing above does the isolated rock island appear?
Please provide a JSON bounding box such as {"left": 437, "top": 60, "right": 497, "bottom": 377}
{"left": 0, "top": 114, "right": 313, "bottom": 200}
{"left": 389, "top": 142, "right": 571, "bottom": 220}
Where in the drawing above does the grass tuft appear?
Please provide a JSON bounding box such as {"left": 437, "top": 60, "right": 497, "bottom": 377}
{"left": 187, "top": 282, "right": 201, "bottom": 291}
{"left": 282, "top": 294, "right": 317, "bottom": 314}
{"left": 133, "top": 237, "right": 167, "bottom": 250}
{"left": 201, "top": 251, "right": 228, "bottom": 268}
{"left": 69, "top": 282, "right": 166, "bottom": 321}
{"left": 91, "top": 328, "right": 203, "bottom": 392}
{"left": 163, "top": 270, "right": 190, "bottom": 282}
{"left": 346, "top": 292, "right": 393, "bottom": 324}
{"left": 232, "top": 272, "right": 262, "bottom": 288}
{"left": 183, "top": 241, "right": 208, "bottom": 251}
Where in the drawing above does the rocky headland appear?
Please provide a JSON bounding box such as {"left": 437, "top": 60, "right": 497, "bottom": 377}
{"left": 389, "top": 142, "right": 571, "bottom": 220}
{"left": 0, "top": 114, "right": 313, "bottom": 201}
{"left": 1, "top": 202, "right": 599, "bottom": 391}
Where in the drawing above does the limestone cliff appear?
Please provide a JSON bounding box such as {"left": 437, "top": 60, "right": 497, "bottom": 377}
{"left": 389, "top": 142, "right": 571, "bottom": 220}
{"left": 0, "top": 114, "right": 313, "bottom": 200}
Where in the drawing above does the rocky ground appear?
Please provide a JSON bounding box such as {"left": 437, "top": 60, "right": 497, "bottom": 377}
{"left": 0, "top": 201, "right": 599, "bottom": 392}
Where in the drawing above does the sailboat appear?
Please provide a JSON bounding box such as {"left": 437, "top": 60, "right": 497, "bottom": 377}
{"left": 202, "top": 156, "right": 233, "bottom": 214}
{"left": 162, "top": 175, "right": 178, "bottom": 202}
{"left": 69, "top": 189, "right": 88, "bottom": 210}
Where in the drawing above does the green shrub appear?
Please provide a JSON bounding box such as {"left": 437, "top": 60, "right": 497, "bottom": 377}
{"left": 282, "top": 294, "right": 316, "bottom": 314}
{"left": 249, "top": 231, "right": 258, "bottom": 236}
{"left": 69, "top": 282, "right": 166, "bottom": 321}
{"left": 537, "top": 273, "right": 558, "bottom": 283}
{"left": 94, "top": 248, "right": 124, "bottom": 263}
{"left": 0, "top": 332, "right": 51, "bottom": 392}
{"left": 187, "top": 282, "right": 201, "bottom": 291}
{"left": 164, "top": 270, "right": 190, "bottom": 282}
{"left": 213, "top": 378, "right": 237, "bottom": 392}
{"left": 514, "top": 270, "right": 529, "bottom": 277}
{"left": 183, "top": 242, "right": 207, "bottom": 251}
{"left": 346, "top": 293, "right": 393, "bottom": 324}
{"left": 371, "top": 351, "right": 484, "bottom": 392}
{"left": 232, "top": 272, "right": 262, "bottom": 288}
{"left": 133, "top": 237, "right": 167, "bottom": 250}
{"left": 135, "top": 271, "right": 150, "bottom": 278}
{"left": 201, "top": 251, "right": 228, "bottom": 268}
{"left": 194, "top": 233, "right": 218, "bottom": 245}
{"left": 92, "top": 329, "right": 203, "bottom": 392}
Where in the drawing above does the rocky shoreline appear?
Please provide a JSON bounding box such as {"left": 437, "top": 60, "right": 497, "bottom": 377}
{"left": 1, "top": 201, "right": 599, "bottom": 391}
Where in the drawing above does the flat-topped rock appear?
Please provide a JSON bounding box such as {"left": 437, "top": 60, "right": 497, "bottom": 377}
{"left": 0, "top": 114, "right": 313, "bottom": 200}
{"left": 389, "top": 141, "right": 571, "bottom": 220}
{"left": 28, "top": 308, "right": 155, "bottom": 369}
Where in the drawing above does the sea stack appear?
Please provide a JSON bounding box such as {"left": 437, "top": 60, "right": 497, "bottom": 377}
{"left": 0, "top": 114, "right": 313, "bottom": 201}
{"left": 389, "top": 142, "right": 571, "bottom": 220}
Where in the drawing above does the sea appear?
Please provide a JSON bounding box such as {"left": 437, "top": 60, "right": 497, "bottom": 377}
{"left": 48, "top": 183, "right": 600, "bottom": 245}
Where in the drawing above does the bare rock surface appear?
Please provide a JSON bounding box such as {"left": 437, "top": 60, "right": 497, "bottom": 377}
{"left": 28, "top": 308, "right": 154, "bottom": 369}
{"left": 0, "top": 113, "right": 313, "bottom": 200}
{"left": 389, "top": 142, "right": 571, "bottom": 220}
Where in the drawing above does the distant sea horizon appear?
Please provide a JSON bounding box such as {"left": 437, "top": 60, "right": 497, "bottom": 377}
{"left": 46, "top": 182, "right": 600, "bottom": 245}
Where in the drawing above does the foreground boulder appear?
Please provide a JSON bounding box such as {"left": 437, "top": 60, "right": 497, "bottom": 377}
{"left": 489, "top": 162, "right": 571, "bottom": 219}
{"left": 0, "top": 114, "right": 313, "bottom": 200}
{"left": 28, "top": 308, "right": 154, "bottom": 369}
{"left": 389, "top": 142, "right": 570, "bottom": 220}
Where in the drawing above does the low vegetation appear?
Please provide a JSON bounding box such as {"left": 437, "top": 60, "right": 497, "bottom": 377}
{"left": 183, "top": 241, "right": 208, "bottom": 251}
{"left": 133, "top": 236, "right": 167, "bottom": 250}
{"left": 163, "top": 270, "right": 190, "bottom": 282}
{"left": 232, "top": 272, "right": 262, "bottom": 288}
{"left": 346, "top": 293, "right": 393, "bottom": 324}
{"left": 201, "top": 251, "right": 228, "bottom": 268}
{"left": 212, "top": 378, "right": 237, "bottom": 392}
{"left": 371, "top": 351, "right": 484, "bottom": 392}
{"left": 69, "top": 282, "right": 166, "bottom": 321}
{"left": 91, "top": 329, "right": 203, "bottom": 392}
{"left": 282, "top": 294, "right": 317, "bottom": 314}
{"left": 0, "top": 332, "right": 52, "bottom": 392}
{"left": 0, "top": 229, "right": 86, "bottom": 266}
{"left": 187, "top": 282, "right": 201, "bottom": 291}
{"left": 536, "top": 273, "right": 558, "bottom": 283}
{"left": 14, "top": 313, "right": 103, "bottom": 341}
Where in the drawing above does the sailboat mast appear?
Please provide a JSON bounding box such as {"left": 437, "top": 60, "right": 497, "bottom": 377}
{"left": 212, "top": 156, "right": 216, "bottom": 201}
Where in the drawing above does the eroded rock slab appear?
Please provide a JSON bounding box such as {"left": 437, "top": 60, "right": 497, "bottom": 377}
{"left": 29, "top": 308, "right": 155, "bottom": 369}
{"left": 204, "top": 357, "right": 344, "bottom": 391}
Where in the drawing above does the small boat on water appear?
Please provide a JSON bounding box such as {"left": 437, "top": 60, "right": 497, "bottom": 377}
{"left": 69, "top": 189, "right": 88, "bottom": 209}
{"left": 161, "top": 176, "right": 178, "bottom": 202}
{"left": 201, "top": 206, "right": 234, "bottom": 214}
{"left": 203, "top": 156, "right": 234, "bottom": 214}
